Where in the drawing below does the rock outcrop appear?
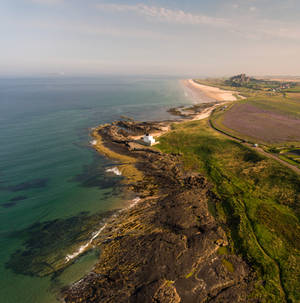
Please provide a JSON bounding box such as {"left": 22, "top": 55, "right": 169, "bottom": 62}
{"left": 63, "top": 120, "right": 253, "bottom": 303}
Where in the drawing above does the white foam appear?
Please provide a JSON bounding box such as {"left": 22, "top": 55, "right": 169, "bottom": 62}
{"left": 64, "top": 196, "right": 141, "bottom": 263}
{"left": 90, "top": 140, "right": 97, "bottom": 145}
{"left": 127, "top": 197, "right": 141, "bottom": 209}
{"left": 117, "top": 197, "right": 141, "bottom": 213}
{"left": 65, "top": 223, "right": 107, "bottom": 262}
{"left": 106, "top": 167, "right": 122, "bottom": 176}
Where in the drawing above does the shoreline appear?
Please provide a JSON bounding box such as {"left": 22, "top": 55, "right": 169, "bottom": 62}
{"left": 61, "top": 81, "right": 251, "bottom": 302}
{"left": 63, "top": 79, "right": 235, "bottom": 265}
{"left": 183, "top": 79, "right": 243, "bottom": 101}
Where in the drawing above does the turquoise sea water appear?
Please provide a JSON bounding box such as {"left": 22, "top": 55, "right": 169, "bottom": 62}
{"left": 0, "top": 76, "right": 193, "bottom": 303}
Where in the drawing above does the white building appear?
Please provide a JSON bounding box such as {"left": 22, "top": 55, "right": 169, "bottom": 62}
{"left": 143, "top": 134, "right": 155, "bottom": 146}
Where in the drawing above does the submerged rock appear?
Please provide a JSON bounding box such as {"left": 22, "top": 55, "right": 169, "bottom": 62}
{"left": 6, "top": 210, "right": 116, "bottom": 277}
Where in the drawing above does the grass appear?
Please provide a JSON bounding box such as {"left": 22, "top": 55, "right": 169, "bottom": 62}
{"left": 217, "top": 246, "right": 229, "bottom": 255}
{"left": 185, "top": 269, "right": 195, "bottom": 279}
{"left": 284, "top": 86, "right": 300, "bottom": 93}
{"left": 222, "top": 259, "right": 235, "bottom": 273}
{"left": 194, "top": 79, "right": 281, "bottom": 99}
{"left": 247, "top": 96, "right": 300, "bottom": 119}
{"left": 278, "top": 154, "right": 300, "bottom": 169}
{"left": 211, "top": 96, "right": 300, "bottom": 147}
{"left": 287, "top": 92, "right": 300, "bottom": 100}
{"left": 156, "top": 119, "right": 300, "bottom": 302}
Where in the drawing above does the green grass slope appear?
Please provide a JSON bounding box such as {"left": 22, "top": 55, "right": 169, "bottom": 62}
{"left": 156, "top": 119, "right": 300, "bottom": 303}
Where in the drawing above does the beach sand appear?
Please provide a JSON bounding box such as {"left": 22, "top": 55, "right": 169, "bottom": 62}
{"left": 183, "top": 79, "right": 242, "bottom": 101}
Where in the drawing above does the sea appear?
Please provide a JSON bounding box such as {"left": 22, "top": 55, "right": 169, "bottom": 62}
{"left": 0, "top": 75, "right": 202, "bottom": 303}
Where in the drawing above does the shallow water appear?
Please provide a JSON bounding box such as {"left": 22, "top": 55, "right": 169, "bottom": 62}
{"left": 0, "top": 76, "right": 194, "bottom": 303}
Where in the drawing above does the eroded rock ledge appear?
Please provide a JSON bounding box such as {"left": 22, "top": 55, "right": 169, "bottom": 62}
{"left": 63, "top": 119, "right": 253, "bottom": 303}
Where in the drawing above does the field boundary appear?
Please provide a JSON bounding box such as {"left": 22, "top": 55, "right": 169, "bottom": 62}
{"left": 209, "top": 110, "right": 300, "bottom": 175}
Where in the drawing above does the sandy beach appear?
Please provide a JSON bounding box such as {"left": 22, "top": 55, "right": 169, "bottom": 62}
{"left": 183, "top": 79, "right": 242, "bottom": 101}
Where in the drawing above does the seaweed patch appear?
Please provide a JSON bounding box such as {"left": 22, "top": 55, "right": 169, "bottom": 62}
{"left": 5, "top": 210, "right": 116, "bottom": 277}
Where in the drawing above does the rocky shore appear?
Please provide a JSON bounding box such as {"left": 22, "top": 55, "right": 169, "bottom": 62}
{"left": 63, "top": 112, "right": 254, "bottom": 302}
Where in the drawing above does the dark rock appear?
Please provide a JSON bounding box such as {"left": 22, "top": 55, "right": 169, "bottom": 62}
{"left": 63, "top": 120, "right": 253, "bottom": 302}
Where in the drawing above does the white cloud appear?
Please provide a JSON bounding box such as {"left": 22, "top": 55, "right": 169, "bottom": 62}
{"left": 27, "top": 2, "right": 300, "bottom": 42}
{"left": 96, "top": 3, "right": 300, "bottom": 41}
{"left": 96, "top": 3, "right": 230, "bottom": 27}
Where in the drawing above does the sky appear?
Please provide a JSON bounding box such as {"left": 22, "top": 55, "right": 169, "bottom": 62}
{"left": 1, "top": 0, "right": 300, "bottom": 77}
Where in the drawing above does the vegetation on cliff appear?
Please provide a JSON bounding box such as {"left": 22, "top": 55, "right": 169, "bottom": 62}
{"left": 63, "top": 119, "right": 255, "bottom": 302}
{"left": 157, "top": 119, "right": 300, "bottom": 302}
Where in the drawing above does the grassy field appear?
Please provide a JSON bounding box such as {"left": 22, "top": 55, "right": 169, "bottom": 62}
{"left": 210, "top": 92, "right": 300, "bottom": 169}
{"left": 194, "top": 79, "right": 281, "bottom": 98}
{"left": 212, "top": 99, "right": 300, "bottom": 143}
{"left": 284, "top": 86, "right": 300, "bottom": 93}
{"left": 156, "top": 119, "right": 300, "bottom": 303}
{"left": 287, "top": 92, "right": 300, "bottom": 100}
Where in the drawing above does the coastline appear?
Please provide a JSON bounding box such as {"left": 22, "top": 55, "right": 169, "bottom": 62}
{"left": 63, "top": 79, "right": 217, "bottom": 270}
{"left": 62, "top": 81, "right": 251, "bottom": 302}
{"left": 183, "top": 78, "right": 241, "bottom": 101}
{"left": 90, "top": 125, "right": 143, "bottom": 184}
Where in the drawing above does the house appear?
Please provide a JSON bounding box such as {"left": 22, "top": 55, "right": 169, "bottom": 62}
{"left": 143, "top": 134, "right": 155, "bottom": 146}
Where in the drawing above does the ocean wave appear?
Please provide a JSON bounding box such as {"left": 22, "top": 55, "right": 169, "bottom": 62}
{"left": 64, "top": 196, "right": 141, "bottom": 263}
{"left": 126, "top": 197, "right": 141, "bottom": 209}
{"left": 105, "top": 167, "right": 122, "bottom": 176}
{"left": 65, "top": 223, "right": 107, "bottom": 262}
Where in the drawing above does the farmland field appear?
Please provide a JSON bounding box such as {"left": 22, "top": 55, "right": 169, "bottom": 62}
{"left": 287, "top": 93, "right": 300, "bottom": 100}
{"left": 220, "top": 102, "right": 300, "bottom": 144}
{"left": 211, "top": 96, "right": 300, "bottom": 146}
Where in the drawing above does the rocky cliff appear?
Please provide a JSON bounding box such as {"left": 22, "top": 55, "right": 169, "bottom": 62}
{"left": 63, "top": 120, "right": 254, "bottom": 303}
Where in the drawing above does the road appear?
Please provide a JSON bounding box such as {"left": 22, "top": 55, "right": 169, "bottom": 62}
{"left": 209, "top": 120, "right": 300, "bottom": 176}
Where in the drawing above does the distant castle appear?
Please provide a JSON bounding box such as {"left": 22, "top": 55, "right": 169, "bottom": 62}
{"left": 226, "top": 74, "right": 251, "bottom": 87}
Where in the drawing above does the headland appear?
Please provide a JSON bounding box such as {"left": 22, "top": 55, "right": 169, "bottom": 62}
{"left": 62, "top": 76, "right": 300, "bottom": 303}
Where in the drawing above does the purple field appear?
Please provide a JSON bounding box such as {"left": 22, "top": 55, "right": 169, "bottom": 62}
{"left": 222, "top": 103, "right": 300, "bottom": 143}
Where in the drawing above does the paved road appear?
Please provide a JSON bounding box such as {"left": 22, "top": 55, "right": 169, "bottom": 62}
{"left": 209, "top": 120, "right": 300, "bottom": 176}
{"left": 250, "top": 145, "right": 300, "bottom": 175}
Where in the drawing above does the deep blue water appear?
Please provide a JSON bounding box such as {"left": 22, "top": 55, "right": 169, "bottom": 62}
{"left": 0, "top": 76, "right": 193, "bottom": 303}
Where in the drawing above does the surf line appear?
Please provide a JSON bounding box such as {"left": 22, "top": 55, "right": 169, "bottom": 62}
{"left": 64, "top": 197, "right": 141, "bottom": 263}
{"left": 105, "top": 166, "right": 122, "bottom": 176}
{"left": 65, "top": 224, "right": 107, "bottom": 262}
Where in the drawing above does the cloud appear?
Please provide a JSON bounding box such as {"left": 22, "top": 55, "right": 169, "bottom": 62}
{"left": 96, "top": 3, "right": 230, "bottom": 27}
{"left": 27, "top": 2, "right": 300, "bottom": 42}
